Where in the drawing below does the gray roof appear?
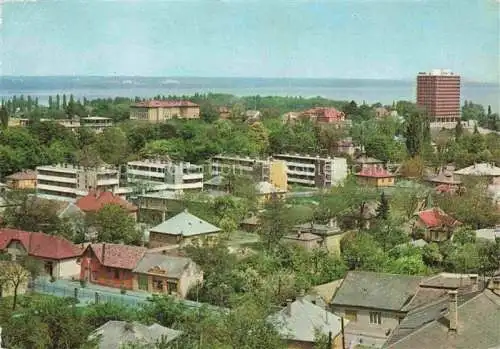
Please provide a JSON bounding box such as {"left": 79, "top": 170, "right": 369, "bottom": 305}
{"left": 91, "top": 321, "right": 182, "bottom": 349}
{"left": 385, "top": 290, "right": 500, "bottom": 349}
{"left": 150, "top": 209, "right": 221, "bottom": 237}
{"left": 331, "top": 271, "right": 424, "bottom": 311}
{"left": 133, "top": 253, "right": 197, "bottom": 278}
{"left": 268, "top": 299, "right": 343, "bottom": 343}
{"left": 454, "top": 163, "right": 500, "bottom": 176}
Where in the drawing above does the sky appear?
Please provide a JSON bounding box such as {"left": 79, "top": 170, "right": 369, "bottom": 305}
{"left": 0, "top": 0, "right": 499, "bottom": 81}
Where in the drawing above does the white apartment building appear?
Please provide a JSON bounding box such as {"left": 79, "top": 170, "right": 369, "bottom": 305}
{"left": 80, "top": 117, "right": 113, "bottom": 133}
{"left": 272, "top": 154, "right": 348, "bottom": 188}
{"left": 36, "top": 164, "right": 120, "bottom": 202}
{"left": 126, "top": 160, "right": 204, "bottom": 192}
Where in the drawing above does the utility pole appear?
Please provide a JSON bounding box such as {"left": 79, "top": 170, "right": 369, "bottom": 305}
{"left": 341, "top": 317, "right": 346, "bottom": 349}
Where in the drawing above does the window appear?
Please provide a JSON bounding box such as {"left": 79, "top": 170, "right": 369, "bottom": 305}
{"left": 370, "top": 312, "right": 382, "bottom": 324}
{"left": 114, "top": 269, "right": 120, "bottom": 279}
{"left": 167, "top": 281, "right": 178, "bottom": 294}
{"left": 345, "top": 310, "right": 357, "bottom": 322}
{"left": 153, "top": 278, "right": 164, "bottom": 292}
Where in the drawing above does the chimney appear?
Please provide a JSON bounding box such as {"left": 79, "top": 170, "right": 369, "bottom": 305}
{"left": 469, "top": 274, "right": 478, "bottom": 291}
{"left": 102, "top": 243, "right": 106, "bottom": 263}
{"left": 286, "top": 299, "right": 293, "bottom": 316}
{"left": 448, "top": 290, "right": 458, "bottom": 332}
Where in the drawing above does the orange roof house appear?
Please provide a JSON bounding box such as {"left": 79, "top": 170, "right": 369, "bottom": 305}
{"left": 301, "top": 107, "right": 346, "bottom": 124}
{"left": 414, "top": 208, "right": 461, "bottom": 242}
{"left": 0, "top": 229, "right": 83, "bottom": 279}
{"left": 355, "top": 166, "right": 395, "bottom": 187}
{"left": 76, "top": 190, "right": 138, "bottom": 220}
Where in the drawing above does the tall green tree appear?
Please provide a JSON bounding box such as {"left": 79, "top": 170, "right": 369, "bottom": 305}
{"left": 404, "top": 110, "right": 425, "bottom": 157}
{"left": 0, "top": 105, "right": 9, "bottom": 129}
{"left": 88, "top": 204, "right": 142, "bottom": 245}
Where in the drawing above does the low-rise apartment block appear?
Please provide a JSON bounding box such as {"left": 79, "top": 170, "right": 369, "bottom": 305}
{"left": 209, "top": 155, "right": 288, "bottom": 191}
{"left": 273, "top": 153, "right": 348, "bottom": 188}
{"left": 127, "top": 159, "right": 204, "bottom": 192}
{"left": 130, "top": 100, "right": 200, "bottom": 122}
{"left": 80, "top": 116, "right": 113, "bottom": 133}
{"left": 36, "top": 164, "right": 120, "bottom": 202}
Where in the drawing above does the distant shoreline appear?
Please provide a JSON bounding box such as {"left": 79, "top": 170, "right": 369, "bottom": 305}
{"left": 1, "top": 76, "right": 498, "bottom": 111}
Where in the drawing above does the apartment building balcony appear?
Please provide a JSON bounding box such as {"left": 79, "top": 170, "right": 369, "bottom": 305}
{"left": 127, "top": 169, "right": 166, "bottom": 179}
{"left": 284, "top": 161, "right": 317, "bottom": 169}
{"left": 287, "top": 177, "right": 316, "bottom": 185}
{"left": 96, "top": 178, "right": 120, "bottom": 186}
{"left": 287, "top": 169, "right": 316, "bottom": 176}
{"left": 182, "top": 173, "right": 204, "bottom": 180}
{"left": 37, "top": 183, "right": 77, "bottom": 194}
{"left": 37, "top": 174, "right": 78, "bottom": 184}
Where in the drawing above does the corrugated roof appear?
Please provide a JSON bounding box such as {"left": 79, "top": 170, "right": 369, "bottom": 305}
{"left": 150, "top": 210, "right": 221, "bottom": 237}
{"left": 268, "top": 299, "right": 343, "bottom": 343}
{"left": 331, "top": 271, "right": 424, "bottom": 311}
{"left": 133, "top": 253, "right": 197, "bottom": 278}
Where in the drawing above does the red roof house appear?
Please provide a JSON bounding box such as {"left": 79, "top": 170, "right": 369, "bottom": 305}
{"left": 132, "top": 100, "right": 199, "bottom": 108}
{"left": 415, "top": 208, "right": 461, "bottom": 242}
{"left": 80, "top": 243, "right": 147, "bottom": 289}
{"left": 355, "top": 167, "right": 395, "bottom": 187}
{"left": 0, "top": 228, "right": 83, "bottom": 278}
{"left": 301, "top": 107, "right": 346, "bottom": 124}
{"left": 76, "top": 190, "right": 138, "bottom": 219}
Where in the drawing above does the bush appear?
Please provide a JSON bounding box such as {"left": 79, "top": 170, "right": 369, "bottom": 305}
{"left": 80, "top": 279, "right": 87, "bottom": 288}
{"left": 50, "top": 276, "right": 56, "bottom": 283}
{"left": 120, "top": 286, "right": 127, "bottom": 294}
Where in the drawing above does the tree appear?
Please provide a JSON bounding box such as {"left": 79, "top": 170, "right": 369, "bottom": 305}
{"left": 200, "top": 102, "right": 219, "bottom": 123}
{"left": 259, "top": 194, "right": 291, "bottom": 252}
{"left": 0, "top": 262, "right": 30, "bottom": 310}
{"left": 455, "top": 119, "right": 463, "bottom": 139}
{"left": 376, "top": 192, "right": 389, "bottom": 220}
{"left": 96, "top": 127, "right": 130, "bottom": 165}
{"left": 0, "top": 105, "right": 9, "bottom": 129}
{"left": 404, "top": 110, "right": 425, "bottom": 157}
{"left": 2, "top": 194, "right": 73, "bottom": 238}
{"left": 88, "top": 204, "right": 142, "bottom": 245}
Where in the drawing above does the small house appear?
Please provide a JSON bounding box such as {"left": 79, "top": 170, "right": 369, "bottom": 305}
{"left": 148, "top": 209, "right": 221, "bottom": 248}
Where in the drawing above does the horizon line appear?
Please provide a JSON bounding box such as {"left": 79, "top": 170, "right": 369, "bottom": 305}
{"left": 1, "top": 74, "right": 498, "bottom": 85}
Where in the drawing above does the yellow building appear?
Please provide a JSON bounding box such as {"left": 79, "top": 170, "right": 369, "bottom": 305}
{"left": 355, "top": 166, "right": 395, "bottom": 187}
{"left": 210, "top": 155, "right": 288, "bottom": 191}
{"left": 5, "top": 170, "right": 37, "bottom": 189}
{"left": 130, "top": 100, "right": 200, "bottom": 123}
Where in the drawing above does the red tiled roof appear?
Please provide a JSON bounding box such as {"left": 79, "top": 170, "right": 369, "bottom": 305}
{"left": 302, "top": 107, "right": 346, "bottom": 122}
{"left": 417, "top": 208, "right": 459, "bottom": 228}
{"left": 356, "top": 167, "right": 394, "bottom": 178}
{"left": 132, "top": 100, "right": 199, "bottom": 108}
{"left": 88, "top": 243, "right": 147, "bottom": 270}
{"left": 0, "top": 229, "right": 83, "bottom": 260}
{"left": 76, "top": 191, "right": 137, "bottom": 213}
{"left": 6, "top": 170, "right": 37, "bottom": 181}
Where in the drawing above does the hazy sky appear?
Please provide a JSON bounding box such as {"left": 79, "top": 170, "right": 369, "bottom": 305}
{"left": 1, "top": 0, "right": 499, "bottom": 81}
